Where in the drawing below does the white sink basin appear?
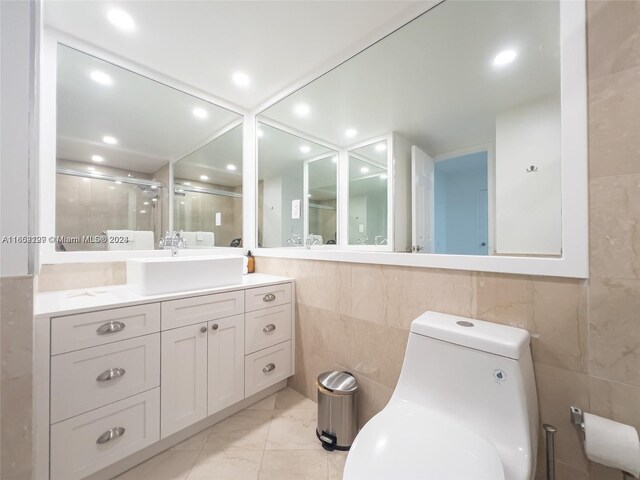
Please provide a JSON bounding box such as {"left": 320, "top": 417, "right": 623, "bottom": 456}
{"left": 127, "top": 255, "right": 244, "bottom": 295}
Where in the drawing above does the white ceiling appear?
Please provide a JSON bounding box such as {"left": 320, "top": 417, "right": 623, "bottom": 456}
{"left": 44, "top": 0, "right": 423, "bottom": 111}
{"left": 56, "top": 45, "right": 241, "bottom": 173}
{"left": 260, "top": 0, "right": 561, "bottom": 156}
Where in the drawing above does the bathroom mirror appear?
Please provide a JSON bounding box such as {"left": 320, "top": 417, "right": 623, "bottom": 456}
{"left": 258, "top": 0, "right": 563, "bottom": 257}
{"left": 257, "top": 123, "right": 339, "bottom": 247}
{"left": 348, "top": 140, "right": 390, "bottom": 247}
{"left": 55, "top": 44, "right": 242, "bottom": 252}
{"left": 173, "top": 123, "right": 243, "bottom": 248}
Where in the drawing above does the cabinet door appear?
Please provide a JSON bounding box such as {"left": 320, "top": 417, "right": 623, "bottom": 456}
{"left": 208, "top": 314, "right": 245, "bottom": 415}
{"left": 161, "top": 323, "right": 208, "bottom": 438}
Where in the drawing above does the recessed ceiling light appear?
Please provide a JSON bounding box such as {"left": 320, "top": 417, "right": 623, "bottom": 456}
{"left": 294, "top": 103, "right": 310, "bottom": 117}
{"left": 91, "top": 155, "right": 104, "bottom": 162}
{"left": 150, "top": 185, "right": 157, "bottom": 189}
{"left": 192, "top": 107, "right": 208, "bottom": 119}
{"left": 102, "top": 135, "right": 117, "bottom": 145}
{"left": 360, "top": 167, "right": 369, "bottom": 173}
{"left": 299, "top": 145, "right": 311, "bottom": 154}
{"left": 226, "top": 164, "right": 237, "bottom": 171}
{"left": 90, "top": 71, "right": 112, "bottom": 85}
{"left": 345, "top": 128, "right": 358, "bottom": 138}
{"left": 115, "top": 180, "right": 122, "bottom": 185}
{"left": 257, "top": 128, "right": 264, "bottom": 138}
{"left": 380, "top": 174, "right": 388, "bottom": 180}
{"left": 375, "top": 143, "right": 387, "bottom": 152}
{"left": 493, "top": 49, "right": 517, "bottom": 67}
{"left": 232, "top": 72, "right": 250, "bottom": 87}
{"left": 151, "top": 198, "right": 157, "bottom": 202}
{"left": 107, "top": 9, "right": 135, "bottom": 32}
{"left": 200, "top": 175, "right": 209, "bottom": 180}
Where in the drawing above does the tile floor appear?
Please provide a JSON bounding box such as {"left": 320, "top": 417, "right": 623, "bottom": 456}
{"left": 115, "top": 388, "right": 348, "bottom": 480}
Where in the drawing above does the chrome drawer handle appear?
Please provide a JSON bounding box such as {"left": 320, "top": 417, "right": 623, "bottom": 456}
{"left": 96, "top": 367, "right": 126, "bottom": 382}
{"left": 211, "top": 323, "right": 219, "bottom": 331}
{"left": 263, "top": 324, "right": 276, "bottom": 333}
{"left": 96, "top": 321, "right": 126, "bottom": 335}
{"left": 200, "top": 326, "right": 207, "bottom": 333}
{"left": 263, "top": 293, "right": 276, "bottom": 302}
{"left": 263, "top": 363, "right": 276, "bottom": 373}
{"left": 96, "top": 426, "right": 125, "bottom": 444}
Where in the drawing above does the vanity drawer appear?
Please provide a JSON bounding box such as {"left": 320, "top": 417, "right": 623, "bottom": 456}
{"left": 245, "top": 304, "right": 292, "bottom": 355}
{"left": 245, "top": 340, "right": 292, "bottom": 397}
{"left": 50, "top": 388, "right": 160, "bottom": 480}
{"left": 50, "top": 334, "right": 160, "bottom": 424}
{"left": 162, "top": 290, "right": 244, "bottom": 330}
{"left": 51, "top": 303, "right": 160, "bottom": 355}
{"left": 245, "top": 283, "right": 292, "bottom": 312}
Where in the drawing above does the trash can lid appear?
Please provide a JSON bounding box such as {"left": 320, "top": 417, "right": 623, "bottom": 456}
{"left": 317, "top": 371, "right": 358, "bottom": 394}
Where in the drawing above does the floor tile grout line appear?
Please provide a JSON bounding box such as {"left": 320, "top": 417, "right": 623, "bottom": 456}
{"left": 256, "top": 405, "right": 276, "bottom": 479}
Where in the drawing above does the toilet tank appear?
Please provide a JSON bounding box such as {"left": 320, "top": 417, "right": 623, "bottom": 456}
{"left": 393, "top": 312, "right": 538, "bottom": 480}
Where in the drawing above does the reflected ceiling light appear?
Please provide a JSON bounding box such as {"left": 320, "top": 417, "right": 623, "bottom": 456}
{"left": 115, "top": 180, "right": 122, "bottom": 184}
{"left": 375, "top": 143, "right": 387, "bottom": 152}
{"left": 299, "top": 145, "right": 311, "bottom": 154}
{"left": 150, "top": 185, "right": 157, "bottom": 189}
{"left": 87, "top": 166, "right": 96, "bottom": 171}
{"left": 257, "top": 128, "right": 264, "bottom": 138}
{"left": 493, "top": 49, "right": 517, "bottom": 67}
{"left": 332, "top": 156, "right": 338, "bottom": 163}
{"left": 380, "top": 174, "right": 388, "bottom": 180}
{"left": 226, "top": 164, "right": 237, "bottom": 171}
{"left": 109, "top": 186, "right": 115, "bottom": 190}
{"left": 293, "top": 103, "right": 310, "bottom": 117}
{"left": 308, "top": 194, "right": 312, "bottom": 198}
{"left": 143, "top": 201, "right": 149, "bottom": 205}
{"left": 345, "top": 128, "right": 357, "bottom": 138}
{"left": 90, "top": 71, "right": 112, "bottom": 85}
{"left": 139, "top": 210, "right": 147, "bottom": 214}
{"left": 232, "top": 71, "right": 250, "bottom": 87}
{"left": 82, "top": 178, "right": 90, "bottom": 182}
{"left": 107, "top": 9, "right": 135, "bottom": 32}
{"left": 151, "top": 198, "right": 157, "bottom": 202}
{"left": 183, "top": 182, "right": 191, "bottom": 186}
{"left": 192, "top": 107, "right": 208, "bottom": 119}
{"left": 200, "top": 175, "right": 209, "bottom": 180}
{"left": 360, "top": 167, "right": 369, "bottom": 173}
{"left": 102, "top": 135, "right": 117, "bottom": 145}
{"left": 180, "top": 201, "right": 185, "bottom": 205}
{"left": 91, "top": 155, "right": 104, "bottom": 162}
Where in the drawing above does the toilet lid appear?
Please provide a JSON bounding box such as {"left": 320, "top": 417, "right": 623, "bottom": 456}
{"left": 344, "top": 400, "right": 505, "bottom": 480}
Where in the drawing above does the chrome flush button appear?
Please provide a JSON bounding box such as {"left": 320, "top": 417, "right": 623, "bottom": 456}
{"left": 456, "top": 320, "right": 474, "bottom": 327}
{"left": 493, "top": 369, "right": 507, "bottom": 382}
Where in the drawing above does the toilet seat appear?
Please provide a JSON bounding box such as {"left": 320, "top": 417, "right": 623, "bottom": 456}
{"left": 343, "top": 400, "right": 505, "bottom": 480}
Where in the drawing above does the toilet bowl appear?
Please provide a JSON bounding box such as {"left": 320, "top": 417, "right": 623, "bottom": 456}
{"left": 344, "top": 311, "right": 538, "bottom": 480}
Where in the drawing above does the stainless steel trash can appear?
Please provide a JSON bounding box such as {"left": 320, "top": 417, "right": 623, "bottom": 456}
{"left": 316, "top": 371, "right": 358, "bottom": 451}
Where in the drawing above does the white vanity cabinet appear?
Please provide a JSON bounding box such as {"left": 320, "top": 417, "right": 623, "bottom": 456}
{"left": 36, "top": 275, "right": 294, "bottom": 480}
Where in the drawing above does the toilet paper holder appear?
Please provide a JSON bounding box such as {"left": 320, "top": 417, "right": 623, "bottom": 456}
{"left": 570, "top": 406, "right": 638, "bottom": 480}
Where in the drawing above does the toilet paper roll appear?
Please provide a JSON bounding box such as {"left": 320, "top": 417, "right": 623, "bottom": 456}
{"left": 583, "top": 412, "right": 640, "bottom": 478}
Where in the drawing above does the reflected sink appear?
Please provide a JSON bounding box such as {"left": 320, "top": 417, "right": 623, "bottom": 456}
{"left": 127, "top": 255, "right": 244, "bottom": 295}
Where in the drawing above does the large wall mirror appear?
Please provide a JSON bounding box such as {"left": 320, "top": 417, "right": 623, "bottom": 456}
{"left": 54, "top": 44, "right": 243, "bottom": 252}
{"left": 257, "top": 0, "right": 565, "bottom": 258}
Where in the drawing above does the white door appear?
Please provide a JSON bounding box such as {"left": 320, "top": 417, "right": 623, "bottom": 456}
{"left": 161, "top": 323, "right": 208, "bottom": 438}
{"left": 411, "top": 146, "right": 435, "bottom": 253}
{"left": 208, "top": 314, "right": 245, "bottom": 415}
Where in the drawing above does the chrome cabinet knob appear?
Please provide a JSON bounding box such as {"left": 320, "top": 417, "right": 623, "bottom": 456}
{"left": 200, "top": 326, "right": 207, "bottom": 333}
{"left": 263, "top": 363, "right": 276, "bottom": 373}
{"left": 211, "top": 324, "right": 219, "bottom": 331}
{"left": 263, "top": 293, "right": 276, "bottom": 302}
{"left": 96, "top": 321, "right": 125, "bottom": 335}
{"left": 263, "top": 324, "right": 276, "bottom": 333}
{"left": 96, "top": 367, "right": 126, "bottom": 382}
{"left": 96, "top": 426, "right": 125, "bottom": 444}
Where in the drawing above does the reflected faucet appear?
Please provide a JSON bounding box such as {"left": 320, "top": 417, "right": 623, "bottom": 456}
{"left": 305, "top": 234, "right": 323, "bottom": 249}
{"left": 285, "top": 234, "right": 303, "bottom": 247}
{"left": 159, "top": 231, "right": 187, "bottom": 256}
{"left": 356, "top": 235, "right": 369, "bottom": 245}
{"left": 375, "top": 235, "right": 388, "bottom": 246}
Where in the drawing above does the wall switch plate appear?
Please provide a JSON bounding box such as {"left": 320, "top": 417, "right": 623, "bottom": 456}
{"left": 359, "top": 223, "right": 365, "bottom": 233}
{"left": 292, "top": 199, "right": 301, "bottom": 219}
{"left": 215, "top": 212, "right": 222, "bottom": 226}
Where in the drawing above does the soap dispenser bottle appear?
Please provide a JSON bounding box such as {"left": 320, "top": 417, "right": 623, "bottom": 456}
{"left": 246, "top": 250, "right": 255, "bottom": 274}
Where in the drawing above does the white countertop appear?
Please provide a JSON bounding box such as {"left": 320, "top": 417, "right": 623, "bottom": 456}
{"left": 35, "top": 273, "right": 294, "bottom": 318}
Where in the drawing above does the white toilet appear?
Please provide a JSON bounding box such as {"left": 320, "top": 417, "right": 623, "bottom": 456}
{"left": 344, "top": 311, "right": 539, "bottom": 480}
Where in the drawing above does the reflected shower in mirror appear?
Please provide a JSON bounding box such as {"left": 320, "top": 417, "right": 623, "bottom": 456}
{"left": 55, "top": 44, "right": 242, "bottom": 251}
{"left": 258, "top": 0, "right": 562, "bottom": 257}
{"left": 348, "top": 141, "right": 389, "bottom": 246}
{"left": 257, "top": 123, "right": 338, "bottom": 247}
{"left": 173, "top": 123, "right": 243, "bottom": 248}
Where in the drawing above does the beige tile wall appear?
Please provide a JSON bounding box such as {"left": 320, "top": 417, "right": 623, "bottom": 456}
{"left": 0, "top": 276, "right": 33, "bottom": 480}
{"left": 255, "top": 2, "right": 640, "bottom": 479}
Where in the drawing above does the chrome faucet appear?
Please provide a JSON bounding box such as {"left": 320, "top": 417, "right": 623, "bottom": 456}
{"left": 159, "top": 231, "right": 187, "bottom": 256}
